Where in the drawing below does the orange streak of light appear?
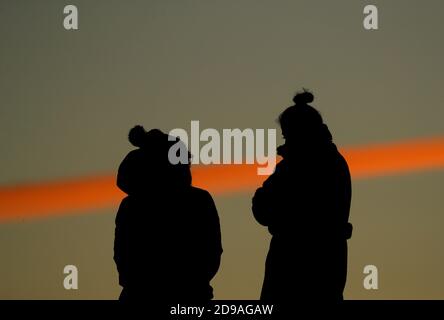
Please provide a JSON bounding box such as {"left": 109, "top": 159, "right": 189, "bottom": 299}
{"left": 0, "top": 136, "right": 443, "bottom": 222}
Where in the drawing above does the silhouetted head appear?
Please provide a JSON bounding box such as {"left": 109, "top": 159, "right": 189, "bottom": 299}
{"left": 278, "top": 89, "right": 332, "bottom": 145}
{"left": 117, "top": 126, "right": 191, "bottom": 195}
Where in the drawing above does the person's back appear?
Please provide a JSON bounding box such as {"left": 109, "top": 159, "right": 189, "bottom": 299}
{"left": 114, "top": 126, "right": 222, "bottom": 301}
{"left": 115, "top": 186, "right": 222, "bottom": 301}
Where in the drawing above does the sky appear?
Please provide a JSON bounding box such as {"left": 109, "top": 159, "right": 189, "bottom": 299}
{"left": 0, "top": 0, "right": 443, "bottom": 299}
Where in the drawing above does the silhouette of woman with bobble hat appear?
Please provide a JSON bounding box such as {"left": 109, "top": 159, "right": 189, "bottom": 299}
{"left": 252, "top": 90, "right": 352, "bottom": 302}
{"left": 114, "top": 126, "right": 223, "bottom": 301}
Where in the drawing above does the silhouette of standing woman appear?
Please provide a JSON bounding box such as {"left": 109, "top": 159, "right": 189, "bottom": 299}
{"left": 252, "top": 90, "right": 352, "bottom": 301}
{"left": 114, "top": 126, "right": 223, "bottom": 301}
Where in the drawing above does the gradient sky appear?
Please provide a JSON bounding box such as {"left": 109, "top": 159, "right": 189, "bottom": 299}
{"left": 0, "top": 0, "right": 443, "bottom": 299}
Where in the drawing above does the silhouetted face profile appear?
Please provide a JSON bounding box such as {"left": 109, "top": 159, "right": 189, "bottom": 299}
{"left": 117, "top": 126, "right": 191, "bottom": 195}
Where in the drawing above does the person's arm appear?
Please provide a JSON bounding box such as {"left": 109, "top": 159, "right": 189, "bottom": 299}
{"left": 202, "top": 191, "right": 223, "bottom": 281}
{"left": 342, "top": 157, "right": 353, "bottom": 239}
{"left": 329, "top": 154, "right": 353, "bottom": 240}
{"left": 113, "top": 198, "right": 130, "bottom": 287}
{"left": 252, "top": 162, "right": 286, "bottom": 226}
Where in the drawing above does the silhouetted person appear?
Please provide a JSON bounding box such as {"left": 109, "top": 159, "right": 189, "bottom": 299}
{"left": 114, "top": 126, "right": 223, "bottom": 301}
{"left": 252, "top": 90, "right": 352, "bottom": 302}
